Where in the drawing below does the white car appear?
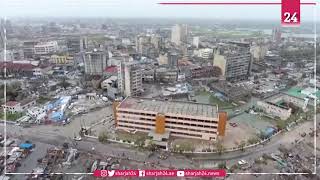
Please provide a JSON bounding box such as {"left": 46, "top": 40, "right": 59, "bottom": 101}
{"left": 238, "top": 159, "right": 248, "bottom": 165}
{"left": 73, "top": 136, "right": 82, "bottom": 141}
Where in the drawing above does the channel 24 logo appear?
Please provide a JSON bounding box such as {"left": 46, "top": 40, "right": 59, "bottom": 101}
{"left": 101, "top": 170, "right": 115, "bottom": 177}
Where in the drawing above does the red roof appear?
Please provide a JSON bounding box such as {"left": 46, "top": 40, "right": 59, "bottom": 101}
{"left": 5, "top": 101, "right": 19, "bottom": 107}
{"left": 105, "top": 66, "right": 117, "bottom": 73}
{"left": 0, "top": 62, "right": 35, "bottom": 71}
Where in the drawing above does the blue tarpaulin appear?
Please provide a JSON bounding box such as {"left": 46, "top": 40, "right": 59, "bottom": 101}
{"left": 19, "top": 143, "right": 33, "bottom": 149}
{"left": 263, "top": 127, "right": 276, "bottom": 138}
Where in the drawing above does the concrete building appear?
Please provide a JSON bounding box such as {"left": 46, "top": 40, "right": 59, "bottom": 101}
{"left": 171, "top": 24, "right": 188, "bottom": 46}
{"left": 50, "top": 55, "right": 73, "bottom": 65}
{"left": 67, "top": 36, "right": 87, "bottom": 54}
{"left": 195, "top": 48, "right": 213, "bottom": 59}
{"left": 2, "top": 99, "right": 36, "bottom": 114}
{"left": 135, "top": 34, "right": 160, "bottom": 58}
{"left": 114, "top": 97, "right": 227, "bottom": 140}
{"left": 135, "top": 35, "right": 150, "bottom": 55}
{"left": 34, "top": 41, "right": 58, "bottom": 55}
{"left": 158, "top": 53, "right": 168, "bottom": 65}
{"left": 256, "top": 88, "right": 316, "bottom": 120}
{"left": 0, "top": 50, "right": 14, "bottom": 61}
{"left": 118, "top": 61, "right": 143, "bottom": 97}
{"left": 23, "top": 41, "right": 38, "bottom": 58}
{"left": 191, "top": 66, "right": 221, "bottom": 79}
{"left": 257, "top": 101, "right": 292, "bottom": 120}
{"left": 192, "top": 37, "right": 200, "bottom": 48}
{"left": 155, "top": 68, "right": 178, "bottom": 83}
{"left": 250, "top": 43, "right": 269, "bottom": 62}
{"left": 0, "top": 21, "right": 4, "bottom": 50}
{"left": 213, "top": 42, "right": 252, "bottom": 81}
{"left": 84, "top": 49, "right": 108, "bottom": 75}
{"left": 272, "top": 27, "right": 282, "bottom": 44}
{"left": 167, "top": 52, "right": 179, "bottom": 68}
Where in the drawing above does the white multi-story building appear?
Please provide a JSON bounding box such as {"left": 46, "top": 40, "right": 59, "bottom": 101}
{"left": 171, "top": 24, "right": 188, "bottom": 46}
{"left": 192, "top": 37, "right": 200, "bottom": 48}
{"left": 195, "top": 48, "right": 213, "bottom": 59}
{"left": 118, "top": 61, "right": 143, "bottom": 97}
{"left": 34, "top": 41, "right": 58, "bottom": 55}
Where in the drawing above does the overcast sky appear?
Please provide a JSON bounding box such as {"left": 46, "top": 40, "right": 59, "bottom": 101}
{"left": 0, "top": 0, "right": 318, "bottom": 21}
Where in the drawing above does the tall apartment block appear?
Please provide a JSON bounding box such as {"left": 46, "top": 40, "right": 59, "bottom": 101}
{"left": 0, "top": 21, "right": 4, "bottom": 50}
{"left": 84, "top": 49, "right": 108, "bottom": 75}
{"left": 171, "top": 24, "right": 188, "bottom": 46}
{"left": 67, "top": 36, "right": 87, "bottom": 54}
{"left": 213, "top": 42, "right": 252, "bottom": 81}
{"left": 117, "top": 61, "right": 143, "bottom": 97}
{"left": 23, "top": 41, "right": 38, "bottom": 58}
{"left": 113, "top": 97, "right": 227, "bottom": 141}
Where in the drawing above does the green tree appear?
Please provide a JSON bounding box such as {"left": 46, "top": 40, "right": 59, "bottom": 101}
{"left": 276, "top": 120, "right": 286, "bottom": 130}
{"left": 217, "top": 161, "right": 226, "bottom": 169}
{"left": 216, "top": 140, "right": 225, "bottom": 155}
{"left": 134, "top": 137, "right": 146, "bottom": 148}
{"left": 247, "top": 136, "right": 260, "bottom": 145}
{"left": 238, "top": 140, "right": 246, "bottom": 151}
{"left": 98, "top": 131, "right": 109, "bottom": 143}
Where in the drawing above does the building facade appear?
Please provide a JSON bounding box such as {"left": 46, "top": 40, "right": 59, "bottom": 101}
{"left": 84, "top": 50, "right": 108, "bottom": 75}
{"left": 114, "top": 97, "right": 227, "bottom": 140}
{"left": 67, "top": 36, "right": 87, "bottom": 54}
{"left": 2, "top": 99, "right": 36, "bottom": 114}
{"left": 23, "top": 41, "right": 38, "bottom": 58}
{"left": 117, "top": 61, "right": 143, "bottom": 97}
{"left": 34, "top": 41, "right": 58, "bottom": 55}
{"left": 51, "top": 55, "right": 73, "bottom": 65}
{"left": 171, "top": 24, "right": 188, "bottom": 46}
{"left": 213, "top": 42, "right": 252, "bottom": 81}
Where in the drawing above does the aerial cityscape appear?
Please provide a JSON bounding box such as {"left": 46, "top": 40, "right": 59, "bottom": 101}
{"left": 0, "top": 1, "right": 319, "bottom": 180}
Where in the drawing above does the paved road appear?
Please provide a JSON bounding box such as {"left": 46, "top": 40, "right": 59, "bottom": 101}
{"left": 1, "top": 124, "right": 196, "bottom": 169}
{"left": 195, "top": 119, "right": 317, "bottom": 167}
{"left": 1, "top": 113, "right": 318, "bottom": 170}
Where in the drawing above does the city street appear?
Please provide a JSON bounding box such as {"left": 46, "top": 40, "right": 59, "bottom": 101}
{"left": 1, "top": 114, "right": 318, "bottom": 171}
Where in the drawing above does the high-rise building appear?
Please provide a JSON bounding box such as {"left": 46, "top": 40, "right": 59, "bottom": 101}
{"left": 67, "top": 36, "right": 87, "bottom": 54}
{"left": 272, "top": 27, "right": 282, "bottom": 43}
{"left": 171, "top": 24, "right": 188, "bottom": 46}
{"left": 118, "top": 61, "right": 143, "bottom": 97}
{"left": 192, "top": 36, "right": 200, "bottom": 48}
{"left": 213, "top": 42, "right": 252, "bottom": 81}
{"left": 167, "top": 52, "right": 179, "bottom": 68}
{"left": 0, "top": 20, "right": 4, "bottom": 50}
{"left": 23, "top": 41, "right": 38, "bottom": 58}
{"left": 135, "top": 35, "right": 150, "bottom": 55}
{"left": 84, "top": 49, "right": 108, "bottom": 75}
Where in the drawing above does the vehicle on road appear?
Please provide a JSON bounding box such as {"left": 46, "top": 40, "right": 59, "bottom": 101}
{"left": 229, "top": 122, "right": 238, "bottom": 127}
{"left": 73, "top": 136, "right": 82, "bottom": 141}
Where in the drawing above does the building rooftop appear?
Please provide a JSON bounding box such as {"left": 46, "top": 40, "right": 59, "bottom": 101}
{"left": 5, "top": 101, "right": 19, "bottom": 107}
{"left": 286, "top": 87, "right": 320, "bottom": 100}
{"left": 119, "top": 97, "right": 218, "bottom": 118}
